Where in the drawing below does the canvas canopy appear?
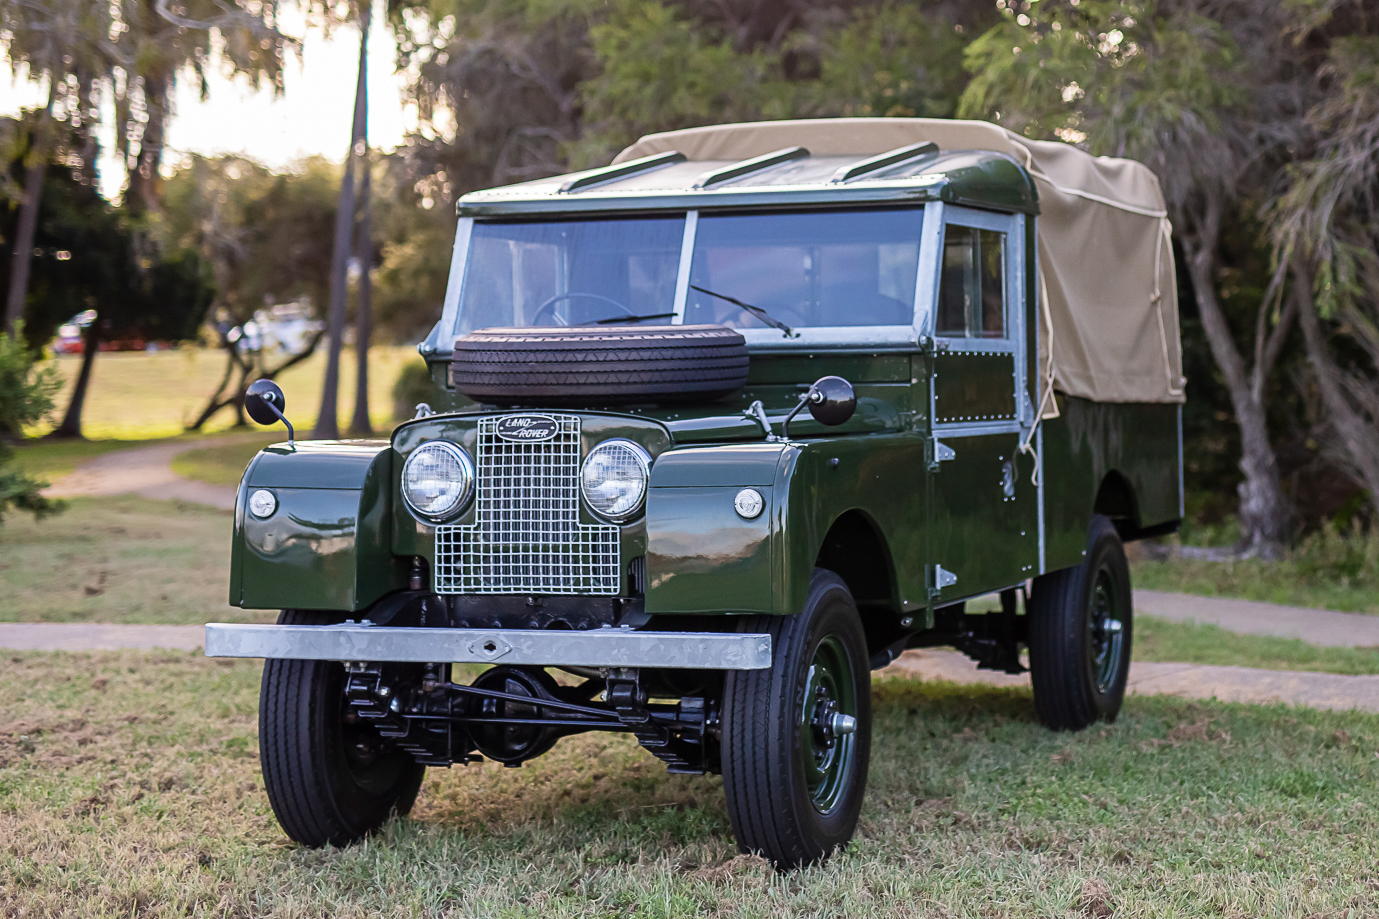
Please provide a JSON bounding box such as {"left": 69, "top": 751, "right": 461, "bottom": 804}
{"left": 615, "top": 118, "right": 1186, "bottom": 408}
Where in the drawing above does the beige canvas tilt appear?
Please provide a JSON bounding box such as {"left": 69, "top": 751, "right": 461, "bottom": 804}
{"left": 616, "top": 118, "right": 1186, "bottom": 409}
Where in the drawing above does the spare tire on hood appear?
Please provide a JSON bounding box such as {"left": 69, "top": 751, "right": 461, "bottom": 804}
{"left": 449, "top": 324, "right": 750, "bottom": 407}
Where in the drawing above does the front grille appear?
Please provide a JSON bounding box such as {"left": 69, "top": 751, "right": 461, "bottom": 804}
{"left": 433, "top": 414, "right": 620, "bottom": 595}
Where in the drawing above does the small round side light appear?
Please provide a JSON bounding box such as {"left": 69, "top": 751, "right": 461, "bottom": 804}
{"left": 248, "top": 489, "right": 277, "bottom": 518}
{"left": 734, "top": 487, "right": 765, "bottom": 520}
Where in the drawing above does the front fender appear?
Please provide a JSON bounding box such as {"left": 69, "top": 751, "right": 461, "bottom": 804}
{"left": 230, "top": 441, "right": 407, "bottom": 611}
{"left": 645, "top": 443, "right": 785, "bottom": 614}
{"left": 644, "top": 434, "right": 925, "bottom": 617}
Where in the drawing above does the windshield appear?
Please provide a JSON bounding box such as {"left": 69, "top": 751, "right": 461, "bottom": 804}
{"left": 451, "top": 207, "right": 923, "bottom": 336}
{"left": 685, "top": 208, "right": 922, "bottom": 329}
{"left": 455, "top": 217, "right": 684, "bottom": 333}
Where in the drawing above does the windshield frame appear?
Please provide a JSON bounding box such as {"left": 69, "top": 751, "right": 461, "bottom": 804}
{"left": 428, "top": 204, "right": 946, "bottom": 354}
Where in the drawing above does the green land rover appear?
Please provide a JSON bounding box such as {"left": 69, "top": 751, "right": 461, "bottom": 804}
{"left": 208, "top": 117, "right": 1186, "bottom": 869}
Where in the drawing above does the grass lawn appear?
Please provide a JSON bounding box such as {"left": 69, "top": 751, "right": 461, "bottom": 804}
{"left": 1128, "top": 517, "right": 1379, "bottom": 615}
{"left": 168, "top": 435, "right": 283, "bottom": 487}
{"left": 2, "top": 652, "right": 1377, "bottom": 916}
{"left": 1135, "top": 615, "right": 1379, "bottom": 675}
{"left": 1132, "top": 555, "right": 1379, "bottom": 615}
{"left": 25, "top": 346, "right": 424, "bottom": 441}
{"left": 0, "top": 496, "right": 273, "bottom": 625}
{"left": 1130, "top": 557, "right": 1379, "bottom": 615}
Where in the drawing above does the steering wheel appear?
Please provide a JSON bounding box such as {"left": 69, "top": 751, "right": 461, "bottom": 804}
{"left": 531, "top": 292, "right": 633, "bottom": 327}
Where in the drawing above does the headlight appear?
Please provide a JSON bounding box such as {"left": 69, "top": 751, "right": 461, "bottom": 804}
{"left": 402, "top": 441, "right": 474, "bottom": 521}
{"left": 580, "top": 440, "right": 651, "bottom": 522}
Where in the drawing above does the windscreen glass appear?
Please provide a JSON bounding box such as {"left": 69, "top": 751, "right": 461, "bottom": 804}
{"left": 684, "top": 208, "right": 922, "bottom": 330}
{"left": 456, "top": 216, "right": 685, "bottom": 333}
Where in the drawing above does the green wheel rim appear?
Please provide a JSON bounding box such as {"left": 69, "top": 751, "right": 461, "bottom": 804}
{"left": 1086, "top": 567, "right": 1126, "bottom": 694}
{"left": 798, "top": 635, "right": 859, "bottom": 815}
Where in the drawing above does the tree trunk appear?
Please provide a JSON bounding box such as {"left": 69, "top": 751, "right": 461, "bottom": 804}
{"left": 1293, "top": 263, "right": 1379, "bottom": 519}
{"left": 127, "top": 70, "right": 170, "bottom": 216}
{"left": 1179, "top": 217, "right": 1290, "bottom": 557}
{"left": 313, "top": 1, "right": 371, "bottom": 440}
{"left": 349, "top": 158, "right": 374, "bottom": 437}
{"left": 5, "top": 76, "right": 58, "bottom": 333}
{"left": 50, "top": 322, "right": 100, "bottom": 440}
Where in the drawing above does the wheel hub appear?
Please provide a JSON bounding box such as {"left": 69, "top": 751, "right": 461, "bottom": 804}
{"left": 1086, "top": 570, "right": 1126, "bottom": 693}
{"left": 798, "top": 636, "right": 859, "bottom": 815}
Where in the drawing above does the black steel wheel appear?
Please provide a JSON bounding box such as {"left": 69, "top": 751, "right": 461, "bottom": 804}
{"left": 721, "top": 569, "right": 872, "bottom": 870}
{"left": 258, "top": 610, "right": 425, "bottom": 847}
{"left": 1028, "top": 515, "right": 1134, "bottom": 731}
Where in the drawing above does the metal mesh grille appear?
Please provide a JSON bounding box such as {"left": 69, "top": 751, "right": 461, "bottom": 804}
{"left": 434, "top": 415, "right": 620, "bottom": 594}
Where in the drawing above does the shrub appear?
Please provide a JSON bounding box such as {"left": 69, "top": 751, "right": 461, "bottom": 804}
{"left": 392, "top": 359, "right": 435, "bottom": 421}
{"left": 0, "top": 325, "right": 64, "bottom": 523}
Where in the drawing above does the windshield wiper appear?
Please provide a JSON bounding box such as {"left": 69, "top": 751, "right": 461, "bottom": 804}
{"left": 689, "top": 285, "right": 798, "bottom": 338}
{"left": 583, "top": 312, "right": 677, "bottom": 325}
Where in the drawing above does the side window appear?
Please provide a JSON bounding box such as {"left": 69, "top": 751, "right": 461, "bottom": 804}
{"left": 936, "top": 226, "right": 1006, "bottom": 339}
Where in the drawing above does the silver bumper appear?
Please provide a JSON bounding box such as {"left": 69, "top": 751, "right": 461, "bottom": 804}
{"left": 204, "top": 623, "right": 773, "bottom": 670}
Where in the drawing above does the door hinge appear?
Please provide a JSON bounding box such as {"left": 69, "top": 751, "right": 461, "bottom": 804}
{"left": 927, "top": 438, "right": 956, "bottom": 472}
{"left": 928, "top": 565, "right": 957, "bottom": 599}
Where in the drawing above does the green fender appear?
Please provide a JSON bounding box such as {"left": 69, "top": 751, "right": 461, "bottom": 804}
{"left": 229, "top": 441, "right": 408, "bottom": 611}
{"left": 644, "top": 435, "right": 922, "bottom": 617}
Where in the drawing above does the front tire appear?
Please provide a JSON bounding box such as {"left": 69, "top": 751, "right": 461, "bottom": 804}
{"left": 259, "top": 610, "right": 426, "bottom": 847}
{"left": 1028, "top": 515, "right": 1133, "bottom": 731}
{"left": 721, "top": 569, "right": 872, "bottom": 870}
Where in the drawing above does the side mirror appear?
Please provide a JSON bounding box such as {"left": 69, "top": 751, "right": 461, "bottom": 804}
{"left": 806, "top": 375, "right": 856, "bottom": 426}
{"left": 781, "top": 375, "right": 856, "bottom": 439}
{"left": 245, "top": 379, "right": 295, "bottom": 445}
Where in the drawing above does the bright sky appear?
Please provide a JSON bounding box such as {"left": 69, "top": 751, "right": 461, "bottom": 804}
{"left": 0, "top": 6, "right": 416, "bottom": 200}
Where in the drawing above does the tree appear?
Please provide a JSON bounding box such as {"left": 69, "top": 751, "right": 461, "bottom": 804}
{"left": 0, "top": 0, "right": 110, "bottom": 333}
{"left": 389, "top": 0, "right": 992, "bottom": 205}
{"left": 314, "top": 0, "right": 372, "bottom": 439}
{"left": 46, "top": 227, "right": 215, "bottom": 439}
{"left": 1, "top": 0, "right": 288, "bottom": 331}
{"left": 957, "top": 0, "right": 1316, "bottom": 556}
{"left": 161, "top": 154, "right": 340, "bottom": 428}
{"left": 1268, "top": 32, "right": 1379, "bottom": 519}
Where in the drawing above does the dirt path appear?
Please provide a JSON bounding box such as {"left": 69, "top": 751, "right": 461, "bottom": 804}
{"left": 43, "top": 434, "right": 252, "bottom": 510}
{"left": 0, "top": 623, "right": 204, "bottom": 652}
{"left": 882, "top": 649, "right": 1379, "bottom": 714}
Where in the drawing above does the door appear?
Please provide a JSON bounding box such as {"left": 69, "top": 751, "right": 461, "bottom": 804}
{"left": 925, "top": 207, "right": 1038, "bottom": 604}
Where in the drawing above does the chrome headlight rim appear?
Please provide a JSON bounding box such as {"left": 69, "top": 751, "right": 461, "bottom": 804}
{"left": 580, "top": 438, "right": 652, "bottom": 523}
{"left": 401, "top": 440, "right": 475, "bottom": 523}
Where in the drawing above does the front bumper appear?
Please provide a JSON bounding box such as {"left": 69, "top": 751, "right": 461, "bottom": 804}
{"left": 204, "top": 623, "right": 772, "bottom": 670}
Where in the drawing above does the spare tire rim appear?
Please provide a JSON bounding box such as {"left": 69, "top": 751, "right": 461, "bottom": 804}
{"left": 799, "top": 636, "right": 858, "bottom": 815}
{"left": 1086, "top": 568, "right": 1126, "bottom": 694}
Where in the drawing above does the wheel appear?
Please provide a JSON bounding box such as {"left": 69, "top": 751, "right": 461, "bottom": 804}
{"left": 448, "top": 324, "right": 749, "bottom": 406}
{"left": 1027, "top": 514, "right": 1133, "bottom": 731}
{"left": 721, "top": 569, "right": 872, "bottom": 870}
{"left": 258, "top": 610, "right": 426, "bottom": 847}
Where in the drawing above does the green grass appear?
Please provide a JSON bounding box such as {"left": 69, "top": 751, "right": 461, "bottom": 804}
{"left": 3, "top": 652, "right": 1379, "bottom": 916}
{"left": 25, "top": 346, "right": 421, "bottom": 441}
{"left": 169, "top": 435, "right": 281, "bottom": 486}
{"left": 0, "top": 495, "right": 274, "bottom": 624}
{"left": 1134, "top": 614, "right": 1379, "bottom": 675}
{"left": 1132, "top": 555, "right": 1379, "bottom": 614}
{"left": 1131, "top": 515, "right": 1379, "bottom": 614}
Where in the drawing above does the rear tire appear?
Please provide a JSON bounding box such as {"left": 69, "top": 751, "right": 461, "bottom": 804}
{"left": 721, "top": 569, "right": 872, "bottom": 870}
{"left": 258, "top": 610, "right": 425, "bottom": 847}
{"left": 1027, "top": 515, "right": 1133, "bottom": 731}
